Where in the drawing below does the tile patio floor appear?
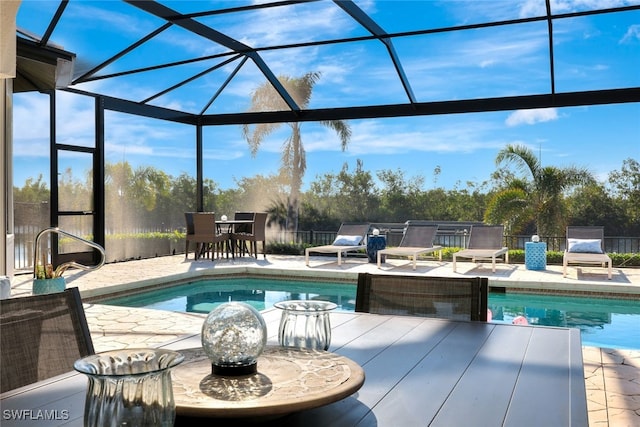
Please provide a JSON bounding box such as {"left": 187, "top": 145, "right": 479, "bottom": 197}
{"left": 7, "top": 254, "right": 640, "bottom": 426}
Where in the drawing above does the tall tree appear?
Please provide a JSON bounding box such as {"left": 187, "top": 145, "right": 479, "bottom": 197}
{"left": 608, "top": 158, "right": 640, "bottom": 234}
{"left": 567, "top": 183, "right": 627, "bottom": 235}
{"left": 241, "top": 72, "right": 351, "bottom": 231}
{"left": 485, "top": 144, "right": 594, "bottom": 237}
{"left": 377, "top": 168, "right": 425, "bottom": 222}
{"left": 13, "top": 174, "right": 49, "bottom": 203}
{"left": 335, "top": 160, "right": 378, "bottom": 222}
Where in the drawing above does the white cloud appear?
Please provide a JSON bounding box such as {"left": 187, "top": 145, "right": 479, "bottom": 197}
{"left": 520, "top": 0, "right": 637, "bottom": 16}
{"left": 621, "top": 24, "right": 640, "bottom": 43}
{"left": 302, "top": 117, "right": 508, "bottom": 156}
{"left": 69, "top": 4, "right": 152, "bottom": 37}
{"left": 505, "top": 108, "right": 559, "bottom": 126}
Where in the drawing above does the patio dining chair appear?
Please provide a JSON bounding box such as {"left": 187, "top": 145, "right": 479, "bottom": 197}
{"left": 563, "top": 226, "right": 612, "bottom": 279}
{"left": 185, "top": 212, "right": 229, "bottom": 260}
{"left": 231, "top": 212, "right": 268, "bottom": 259}
{"left": 452, "top": 225, "right": 509, "bottom": 273}
{"left": 355, "top": 273, "right": 488, "bottom": 321}
{"left": 233, "top": 211, "right": 255, "bottom": 234}
{"left": 377, "top": 222, "right": 442, "bottom": 270}
{"left": 0, "top": 287, "right": 95, "bottom": 393}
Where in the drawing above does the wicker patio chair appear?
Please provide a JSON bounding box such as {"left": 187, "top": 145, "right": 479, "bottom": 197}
{"left": 231, "top": 212, "right": 268, "bottom": 259}
{"left": 233, "top": 212, "right": 255, "bottom": 233}
{"left": 377, "top": 223, "right": 442, "bottom": 270}
{"left": 0, "top": 287, "right": 95, "bottom": 393}
{"left": 305, "top": 223, "right": 371, "bottom": 266}
{"left": 355, "top": 273, "right": 488, "bottom": 321}
{"left": 563, "top": 226, "right": 612, "bottom": 279}
{"left": 185, "top": 212, "right": 229, "bottom": 260}
{"left": 452, "top": 225, "right": 509, "bottom": 273}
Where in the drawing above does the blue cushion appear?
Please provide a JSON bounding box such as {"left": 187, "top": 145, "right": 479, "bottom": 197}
{"left": 332, "top": 235, "right": 363, "bottom": 246}
{"left": 567, "top": 238, "right": 603, "bottom": 254}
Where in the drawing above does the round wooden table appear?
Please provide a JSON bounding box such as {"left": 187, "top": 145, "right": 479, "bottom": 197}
{"left": 171, "top": 346, "right": 365, "bottom": 420}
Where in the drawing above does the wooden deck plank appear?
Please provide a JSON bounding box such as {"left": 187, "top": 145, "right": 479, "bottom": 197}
{"left": 357, "top": 321, "right": 495, "bottom": 426}
{"left": 569, "top": 329, "right": 589, "bottom": 426}
{"left": 250, "top": 316, "right": 444, "bottom": 426}
{"left": 504, "top": 326, "right": 581, "bottom": 426}
{"left": 429, "top": 324, "right": 533, "bottom": 426}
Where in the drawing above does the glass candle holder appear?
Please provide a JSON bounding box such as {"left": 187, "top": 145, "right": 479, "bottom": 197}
{"left": 274, "top": 300, "right": 337, "bottom": 351}
{"left": 74, "top": 348, "right": 184, "bottom": 427}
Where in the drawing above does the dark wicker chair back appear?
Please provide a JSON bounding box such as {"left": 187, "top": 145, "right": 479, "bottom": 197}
{"left": 192, "top": 212, "right": 217, "bottom": 236}
{"left": 355, "top": 273, "right": 488, "bottom": 321}
{"left": 0, "top": 287, "right": 95, "bottom": 393}
{"left": 233, "top": 211, "right": 255, "bottom": 234}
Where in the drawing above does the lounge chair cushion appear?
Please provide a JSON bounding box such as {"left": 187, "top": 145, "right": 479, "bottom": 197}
{"left": 333, "top": 235, "right": 363, "bottom": 246}
{"left": 568, "top": 238, "right": 602, "bottom": 254}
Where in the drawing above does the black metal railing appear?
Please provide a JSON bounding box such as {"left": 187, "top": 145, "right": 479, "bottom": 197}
{"left": 13, "top": 225, "right": 639, "bottom": 271}
{"left": 277, "top": 229, "right": 639, "bottom": 253}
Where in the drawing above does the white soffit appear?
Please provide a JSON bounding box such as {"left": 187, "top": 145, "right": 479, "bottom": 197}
{"left": 0, "top": 1, "right": 20, "bottom": 79}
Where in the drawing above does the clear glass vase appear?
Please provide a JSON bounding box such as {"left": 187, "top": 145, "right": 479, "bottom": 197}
{"left": 274, "top": 300, "right": 337, "bottom": 351}
{"left": 74, "top": 349, "right": 184, "bottom": 427}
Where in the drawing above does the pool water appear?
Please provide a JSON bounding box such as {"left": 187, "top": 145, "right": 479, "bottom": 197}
{"left": 102, "top": 278, "right": 357, "bottom": 313}
{"left": 488, "top": 292, "right": 640, "bottom": 350}
{"left": 100, "top": 277, "right": 640, "bottom": 350}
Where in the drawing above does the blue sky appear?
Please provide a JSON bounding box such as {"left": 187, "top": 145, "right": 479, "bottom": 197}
{"left": 12, "top": 1, "right": 640, "bottom": 192}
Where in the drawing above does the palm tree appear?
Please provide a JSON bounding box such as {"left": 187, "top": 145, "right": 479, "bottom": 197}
{"left": 266, "top": 197, "right": 291, "bottom": 230}
{"left": 241, "top": 72, "right": 351, "bottom": 231}
{"left": 485, "top": 144, "right": 594, "bottom": 237}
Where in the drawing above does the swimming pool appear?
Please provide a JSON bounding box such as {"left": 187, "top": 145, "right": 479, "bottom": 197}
{"left": 100, "top": 277, "right": 640, "bottom": 350}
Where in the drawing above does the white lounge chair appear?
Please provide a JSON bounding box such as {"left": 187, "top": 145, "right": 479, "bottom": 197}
{"left": 377, "top": 223, "right": 442, "bottom": 270}
{"left": 452, "top": 225, "right": 508, "bottom": 273}
{"left": 305, "top": 223, "right": 370, "bottom": 266}
{"left": 563, "top": 226, "right": 612, "bottom": 279}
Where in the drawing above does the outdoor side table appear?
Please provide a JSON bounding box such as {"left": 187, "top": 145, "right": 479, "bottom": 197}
{"left": 367, "top": 235, "right": 386, "bottom": 263}
{"left": 525, "top": 241, "right": 547, "bottom": 270}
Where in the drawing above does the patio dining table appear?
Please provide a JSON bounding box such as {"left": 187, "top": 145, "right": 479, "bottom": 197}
{"left": 0, "top": 309, "right": 588, "bottom": 426}
{"left": 215, "top": 219, "right": 254, "bottom": 233}
{"left": 215, "top": 219, "right": 254, "bottom": 258}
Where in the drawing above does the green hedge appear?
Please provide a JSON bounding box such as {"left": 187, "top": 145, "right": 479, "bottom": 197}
{"left": 439, "top": 248, "right": 640, "bottom": 267}
{"left": 266, "top": 242, "right": 311, "bottom": 255}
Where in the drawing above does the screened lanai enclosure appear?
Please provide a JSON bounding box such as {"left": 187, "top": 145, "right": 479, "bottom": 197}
{"left": 9, "top": 0, "right": 640, "bottom": 271}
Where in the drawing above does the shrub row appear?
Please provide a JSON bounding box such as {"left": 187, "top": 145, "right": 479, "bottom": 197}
{"left": 266, "top": 243, "right": 640, "bottom": 267}
{"left": 94, "top": 233, "right": 640, "bottom": 268}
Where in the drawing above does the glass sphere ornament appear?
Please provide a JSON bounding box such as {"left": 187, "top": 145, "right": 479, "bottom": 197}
{"left": 201, "top": 302, "right": 267, "bottom": 376}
